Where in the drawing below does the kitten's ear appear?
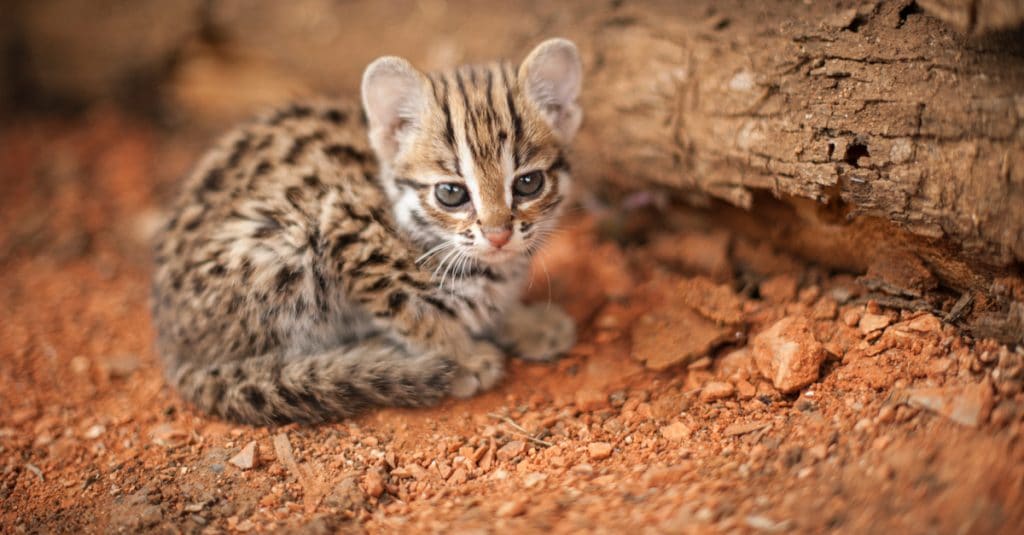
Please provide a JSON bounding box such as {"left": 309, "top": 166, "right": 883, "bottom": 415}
{"left": 362, "top": 56, "right": 428, "bottom": 162}
{"left": 518, "top": 38, "right": 583, "bottom": 142}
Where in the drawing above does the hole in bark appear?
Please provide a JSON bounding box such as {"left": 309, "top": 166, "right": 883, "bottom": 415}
{"left": 847, "top": 15, "right": 867, "bottom": 33}
{"left": 898, "top": 1, "right": 922, "bottom": 28}
{"left": 844, "top": 142, "right": 870, "bottom": 167}
{"left": 827, "top": 142, "right": 835, "bottom": 161}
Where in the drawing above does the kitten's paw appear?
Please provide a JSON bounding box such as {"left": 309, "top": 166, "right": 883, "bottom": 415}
{"left": 449, "top": 341, "right": 505, "bottom": 398}
{"left": 504, "top": 304, "right": 576, "bottom": 362}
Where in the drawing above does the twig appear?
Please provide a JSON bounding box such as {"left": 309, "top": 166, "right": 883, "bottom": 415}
{"left": 487, "top": 413, "right": 554, "bottom": 448}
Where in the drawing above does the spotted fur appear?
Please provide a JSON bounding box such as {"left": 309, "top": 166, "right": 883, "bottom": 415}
{"left": 152, "top": 39, "right": 582, "bottom": 424}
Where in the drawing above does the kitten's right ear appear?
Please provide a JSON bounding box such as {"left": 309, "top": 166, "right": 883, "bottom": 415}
{"left": 362, "top": 56, "right": 427, "bottom": 162}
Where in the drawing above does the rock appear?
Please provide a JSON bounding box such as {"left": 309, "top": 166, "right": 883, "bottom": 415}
{"left": 496, "top": 440, "right": 526, "bottom": 461}
{"left": 842, "top": 309, "right": 861, "bottom": 327}
{"left": 906, "top": 380, "right": 994, "bottom": 427}
{"left": 632, "top": 306, "right": 733, "bottom": 371}
{"left": 735, "top": 379, "right": 757, "bottom": 400}
{"left": 229, "top": 441, "right": 258, "bottom": 470}
{"left": 896, "top": 313, "right": 943, "bottom": 334}
{"left": 752, "top": 316, "right": 827, "bottom": 394}
{"left": 588, "top": 442, "right": 613, "bottom": 460}
{"left": 660, "top": 421, "right": 691, "bottom": 441}
{"left": 362, "top": 470, "right": 384, "bottom": 498}
{"left": 83, "top": 424, "right": 105, "bottom": 440}
{"left": 700, "top": 381, "right": 736, "bottom": 402}
{"left": 497, "top": 498, "right": 528, "bottom": 518}
{"left": 859, "top": 313, "right": 892, "bottom": 334}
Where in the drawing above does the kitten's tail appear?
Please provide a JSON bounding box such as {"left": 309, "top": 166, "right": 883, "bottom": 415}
{"left": 169, "top": 341, "right": 455, "bottom": 425}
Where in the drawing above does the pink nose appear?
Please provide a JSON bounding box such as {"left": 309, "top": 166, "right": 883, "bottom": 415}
{"left": 484, "top": 228, "right": 513, "bottom": 249}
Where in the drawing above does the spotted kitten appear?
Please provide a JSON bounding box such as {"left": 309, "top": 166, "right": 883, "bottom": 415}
{"left": 151, "top": 39, "right": 582, "bottom": 424}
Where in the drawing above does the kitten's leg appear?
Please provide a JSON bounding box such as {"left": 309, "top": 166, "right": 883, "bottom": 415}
{"left": 323, "top": 214, "right": 505, "bottom": 397}
{"left": 494, "top": 302, "right": 576, "bottom": 362}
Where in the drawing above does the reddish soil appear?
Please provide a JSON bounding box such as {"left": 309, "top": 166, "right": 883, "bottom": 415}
{"left": 1, "top": 110, "right": 1023, "bottom": 533}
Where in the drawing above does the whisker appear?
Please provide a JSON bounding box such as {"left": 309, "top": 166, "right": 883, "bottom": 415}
{"left": 417, "top": 241, "right": 455, "bottom": 265}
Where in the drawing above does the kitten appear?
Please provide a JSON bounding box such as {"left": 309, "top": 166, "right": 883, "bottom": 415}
{"left": 151, "top": 39, "right": 582, "bottom": 424}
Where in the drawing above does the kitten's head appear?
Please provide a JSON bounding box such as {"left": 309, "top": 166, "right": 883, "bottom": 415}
{"left": 361, "top": 38, "right": 582, "bottom": 266}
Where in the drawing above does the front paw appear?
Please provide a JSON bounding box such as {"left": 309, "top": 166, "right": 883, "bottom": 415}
{"left": 449, "top": 340, "right": 506, "bottom": 398}
{"left": 502, "top": 304, "right": 576, "bottom": 362}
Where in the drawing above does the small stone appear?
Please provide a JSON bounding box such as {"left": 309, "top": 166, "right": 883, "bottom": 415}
{"left": 842, "top": 309, "right": 861, "bottom": 327}
{"left": 83, "top": 424, "right": 105, "bottom": 440}
{"left": 229, "top": 441, "right": 258, "bottom": 470}
{"left": 752, "top": 316, "right": 827, "bottom": 394}
{"left": 497, "top": 498, "right": 528, "bottom": 517}
{"left": 496, "top": 440, "right": 526, "bottom": 461}
{"left": 362, "top": 470, "right": 384, "bottom": 498}
{"left": 700, "top": 381, "right": 736, "bottom": 402}
{"left": 588, "top": 442, "right": 613, "bottom": 460}
{"left": 906, "top": 379, "right": 994, "bottom": 427}
{"left": 660, "top": 421, "right": 691, "bottom": 441}
{"left": 859, "top": 313, "right": 892, "bottom": 334}
{"left": 735, "top": 379, "right": 757, "bottom": 400}
{"left": 899, "top": 313, "right": 943, "bottom": 334}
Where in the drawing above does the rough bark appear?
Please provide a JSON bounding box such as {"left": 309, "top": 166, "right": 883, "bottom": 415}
{"left": 919, "top": 0, "right": 1024, "bottom": 34}
{"left": 6, "top": 0, "right": 1024, "bottom": 341}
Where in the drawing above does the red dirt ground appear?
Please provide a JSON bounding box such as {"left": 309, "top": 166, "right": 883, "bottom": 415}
{"left": 1, "top": 110, "right": 1023, "bottom": 533}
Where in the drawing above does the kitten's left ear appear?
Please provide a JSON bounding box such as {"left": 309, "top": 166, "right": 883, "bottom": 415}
{"left": 362, "top": 56, "right": 429, "bottom": 162}
{"left": 518, "top": 38, "right": 583, "bottom": 142}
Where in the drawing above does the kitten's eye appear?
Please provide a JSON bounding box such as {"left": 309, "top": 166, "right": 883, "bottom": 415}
{"left": 434, "top": 183, "right": 470, "bottom": 207}
{"left": 513, "top": 171, "right": 544, "bottom": 197}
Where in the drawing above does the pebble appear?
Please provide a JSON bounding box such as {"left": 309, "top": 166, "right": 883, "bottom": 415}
{"left": 660, "top": 421, "right": 692, "bottom": 441}
{"left": 842, "top": 309, "right": 861, "bottom": 327}
{"left": 752, "top": 316, "right": 827, "bottom": 393}
{"left": 496, "top": 440, "right": 526, "bottom": 461}
{"left": 496, "top": 498, "right": 528, "bottom": 517}
{"left": 229, "top": 441, "right": 258, "bottom": 470}
{"left": 83, "top": 424, "right": 105, "bottom": 440}
{"left": 588, "top": 442, "right": 613, "bottom": 460}
{"left": 362, "top": 470, "right": 384, "bottom": 498}
{"left": 906, "top": 380, "right": 994, "bottom": 427}
{"left": 859, "top": 313, "right": 891, "bottom": 334}
{"left": 700, "top": 381, "right": 736, "bottom": 402}
{"left": 735, "top": 379, "right": 757, "bottom": 400}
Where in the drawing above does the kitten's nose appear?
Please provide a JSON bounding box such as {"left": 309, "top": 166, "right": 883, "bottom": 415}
{"left": 483, "top": 227, "right": 513, "bottom": 249}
